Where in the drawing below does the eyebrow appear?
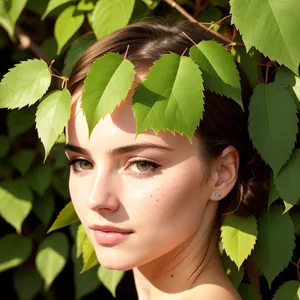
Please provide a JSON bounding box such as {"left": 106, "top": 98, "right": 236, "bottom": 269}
{"left": 64, "top": 143, "right": 173, "bottom": 157}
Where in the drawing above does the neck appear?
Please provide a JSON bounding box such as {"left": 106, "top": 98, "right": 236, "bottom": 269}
{"left": 132, "top": 201, "right": 230, "bottom": 300}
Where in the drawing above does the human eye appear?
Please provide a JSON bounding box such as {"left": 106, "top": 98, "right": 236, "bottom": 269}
{"left": 125, "top": 158, "right": 161, "bottom": 178}
{"left": 68, "top": 158, "right": 93, "bottom": 175}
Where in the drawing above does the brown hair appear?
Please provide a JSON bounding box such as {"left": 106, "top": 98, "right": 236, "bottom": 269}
{"left": 68, "top": 20, "right": 270, "bottom": 219}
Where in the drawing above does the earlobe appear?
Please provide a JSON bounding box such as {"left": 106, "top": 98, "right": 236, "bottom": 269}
{"left": 210, "top": 146, "right": 239, "bottom": 201}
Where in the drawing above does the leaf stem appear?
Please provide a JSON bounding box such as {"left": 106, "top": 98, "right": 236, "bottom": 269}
{"left": 15, "top": 26, "right": 50, "bottom": 63}
{"left": 163, "top": 0, "right": 239, "bottom": 46}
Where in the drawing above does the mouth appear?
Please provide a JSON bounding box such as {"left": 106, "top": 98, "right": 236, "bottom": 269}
{"left": 89, "top": 224, "right": 134, "bottom": 246}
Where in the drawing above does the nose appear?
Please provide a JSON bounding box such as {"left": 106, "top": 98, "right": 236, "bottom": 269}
{"left": 87, "top": 168, "right": 120, "bottom": 213}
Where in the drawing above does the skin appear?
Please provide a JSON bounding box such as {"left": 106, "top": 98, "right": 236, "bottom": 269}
{"left": 66, "top": 76, "right": 242, "bottom": 300}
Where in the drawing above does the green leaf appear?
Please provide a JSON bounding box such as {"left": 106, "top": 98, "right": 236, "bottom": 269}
{"left": 238, "top": 283, "right": 261, "bottom": 300}
{"left": 62, "top": 33, "right": 95, "bottom": 77}
{"left": 24, "top": 164, "right": 52, "bottom": 196}
{"left": 11, "top": 149, "right": 35, "bottom": 175}
{"left": 76, "top": 223, "right": 86, "bottom": 258}
{"left": 133, "top": 53, "right": 204, "bottom": 139}
{"left": 221, "top": 214, "right": 257, "bottom": 269}
{"left": 0, "top": 134, "right": 10, "bottom": 157}
{"left": 97, "top": 266, "right": 124, "bottom": 297}
{"left": 272, "top": 280, "right": 300, "bottom": 300}
{"left": 54, "top": 5, "right": 85, "bottom": 55}
{"left": 268, "top": 172, "right": 280, "bottom": 209}
{"left": 141, "top": 0, "right": 161, "bottom": 9}
{"left": 221, "top": 252, "right": 244, "bottom": 289}
{"left": 290, "top": 210, "right": 300, "bottom": 235}
{"left": 13, "top": 268, "right": 43, "bottom": 300}
{"left": 82, "top": 52, "right": 135, "bottom": 134}
{"left": 190, "top": 40, "right": 242, "bottom": 108}
{"left": 252, "top": 205, "right": 296, "bottom": 287}
{"left": 7, "top": 0, "right": 27, "bottom": 28}
{"left": 36, "top": 232, "right": 69, "bottom": 290}
{"left": 275, "top": 149, "right": 300, "bottom": 212}
{"left": 81, "top": 234, "right": 98, "bottom": 273}
{"left": 48, "top": 201, "right": 79, "bottom": 233}
{"left": 230, "top": 0, "right": 300, "bottom": 74}
{"left": 0, "top": 59, "right": 52, "bottom": 109}
{"left": 275, "top": 67, "right": 300, "bottom": 110}
{"left": 72, "top": 245, "right": 100, "bottom": 300}
{"left": 42, "top": 0, "right": 73, "bottom": 20}
{"left": 33, "top": 195, "right": 55, "bottom": 227}
{"left": 248, "top": 83, "right": 298, "bottom": 175}
{"left": 91, "top": 0, "right": 135, "bottom": 39}
{"left": 0, "top": 233, "right": 32, "bottom": 272}
{"left": 197, "top": 6, "right": 222, "bottom": 31}
{"left": 231, "top": 47, "right": 260, "bottom": 89}
{"left": 41, "top": 37, "right": 58, "bottom": 60}
{"left": 0, "top": 180, "right": 33, "bottom": 233}
{"left": 6, "top": 106, "right": 35, "bottom": 139}
{"left": 36, "top": 89, "right": 71, "bottom": 159}
{"left": 0, "top": 0, "right": 14, "bottom": 39}
{"left": 77, "top": 0, "right": 96, "bottom": 11}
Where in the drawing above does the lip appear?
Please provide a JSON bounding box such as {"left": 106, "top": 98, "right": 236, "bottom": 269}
{"left": 89, "top": 224, "right": 133, "bottom": 246}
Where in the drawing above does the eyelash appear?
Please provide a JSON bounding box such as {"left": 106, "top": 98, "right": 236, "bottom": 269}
{"left": 68, "top": 158, "right": 161, "bottom": 178}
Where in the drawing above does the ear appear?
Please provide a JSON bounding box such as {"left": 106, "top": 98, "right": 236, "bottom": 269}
{"left": 209, "top": 146, "right": 239, "bottom": 201}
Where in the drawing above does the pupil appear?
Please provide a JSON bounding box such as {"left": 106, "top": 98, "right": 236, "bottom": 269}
{"left": 137, "top": 161, "right": 149, "bottom": 171}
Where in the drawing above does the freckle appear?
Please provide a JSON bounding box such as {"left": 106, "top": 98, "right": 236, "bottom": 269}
{"left": 150, "top": 194, "right": 152, "bottom": 197}
{"left": 171, "top": 274, "right": 174, "bottom": 278}
{"left": 156, "top": 199, "right": 158, "bottom": 202}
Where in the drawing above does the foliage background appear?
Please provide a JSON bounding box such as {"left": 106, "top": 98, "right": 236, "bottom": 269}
{"left": 0, "top": 0, "right": 299, "bottom": 299}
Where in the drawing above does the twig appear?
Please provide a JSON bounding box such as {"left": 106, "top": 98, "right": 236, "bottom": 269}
{"left": 15, "top": 26, "right": 50, "bottom": 63}
{"left": 163, "top": 0, "right": 233, "bottom": 45}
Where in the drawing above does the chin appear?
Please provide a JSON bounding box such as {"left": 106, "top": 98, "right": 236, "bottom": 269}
{"left": 95, "top": 248, "right": 139, "bottom": 271}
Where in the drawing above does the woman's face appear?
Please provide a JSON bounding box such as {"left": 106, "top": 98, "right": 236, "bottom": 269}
{"left": 66, "top": 84, "right": 218, "bottom": 271}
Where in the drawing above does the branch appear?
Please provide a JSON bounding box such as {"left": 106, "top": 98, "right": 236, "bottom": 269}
{"left": 163, "top": 0, "right": 237, "bottom": 46}
{"left": 15, "top": 27, "right": 50, "bottom": 63}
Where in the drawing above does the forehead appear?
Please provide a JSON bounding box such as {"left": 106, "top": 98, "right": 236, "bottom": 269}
{"left": 66, "top": 83, "right": 201, "bottom": 155}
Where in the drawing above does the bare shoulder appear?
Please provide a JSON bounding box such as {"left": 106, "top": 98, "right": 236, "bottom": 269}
{"left": 183, "top": 284, "right": 242, "bottom": 300}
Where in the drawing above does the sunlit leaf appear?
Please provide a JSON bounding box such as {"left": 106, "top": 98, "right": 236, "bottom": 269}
{"left": 48, "top": 201, "right": 79, "bottom": 233}
{"left": 141, "top": 0, "right": 161, "bottom": 9}
{"left": 36, "top": 89, "right": 71, "bottom": 159}
{"left": 36, "top": 232, "right": 69, "bottom": 290}
{"left": 252, "top": 205, "right": 296, "bottom": 287}
{"left": 97, "top": 266, "right": 124, "bottom": 297}
{"left": 81, "top": 234, "right": 98, "bottom": 273}
{"left": 42, "top": 0, "right": 73, "bottom": 20}
{"left": 133, "top": 53, "right": 204, "bottom": 140}
{"left": 0, "top": 59, "right": 51, "bottom": 109}
{"left": 77, "top": 0, "right": 96, "bottom": 11}
{"left": 190, "top": 40, "right": 242, "bottom": 108}
{"left": 82, "top": 52, "right": 135, "bottom": 134}
{"left": 11, "top": 149, "right": 35, "bottom": 175}
{"left": 221, "top": 214, "right": 257, "bottom": 269}
{"left": 230, "top": 0, "right": 300, "bottom": 73}
{"left": 273, "top": 280, "right": 300, "bottom": 300}
{"left": 91, "top": 0, "right": 135, "bottom": 39}
{"left": 76, "top": 223, "right": 86, "bottom": 258}
{"left": 248, "top": 83, "right": 298, "bottom": 175}
{"left": 0, "top": 234, "right": 32, "bottom": 272}
{"left": 0, "top": 0, "right": 14, "bottom": 39}
{"left": 13, "top": 268, "right": 43, "bottom": 300}
{"left": 54, "top": 5, "right": 85, "bottom": 54}
{"left": 7, "top": 0, "right": 27, "bottom": 28}
{"left": 0, "top": 180, "right": 33, "bottom": 233}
